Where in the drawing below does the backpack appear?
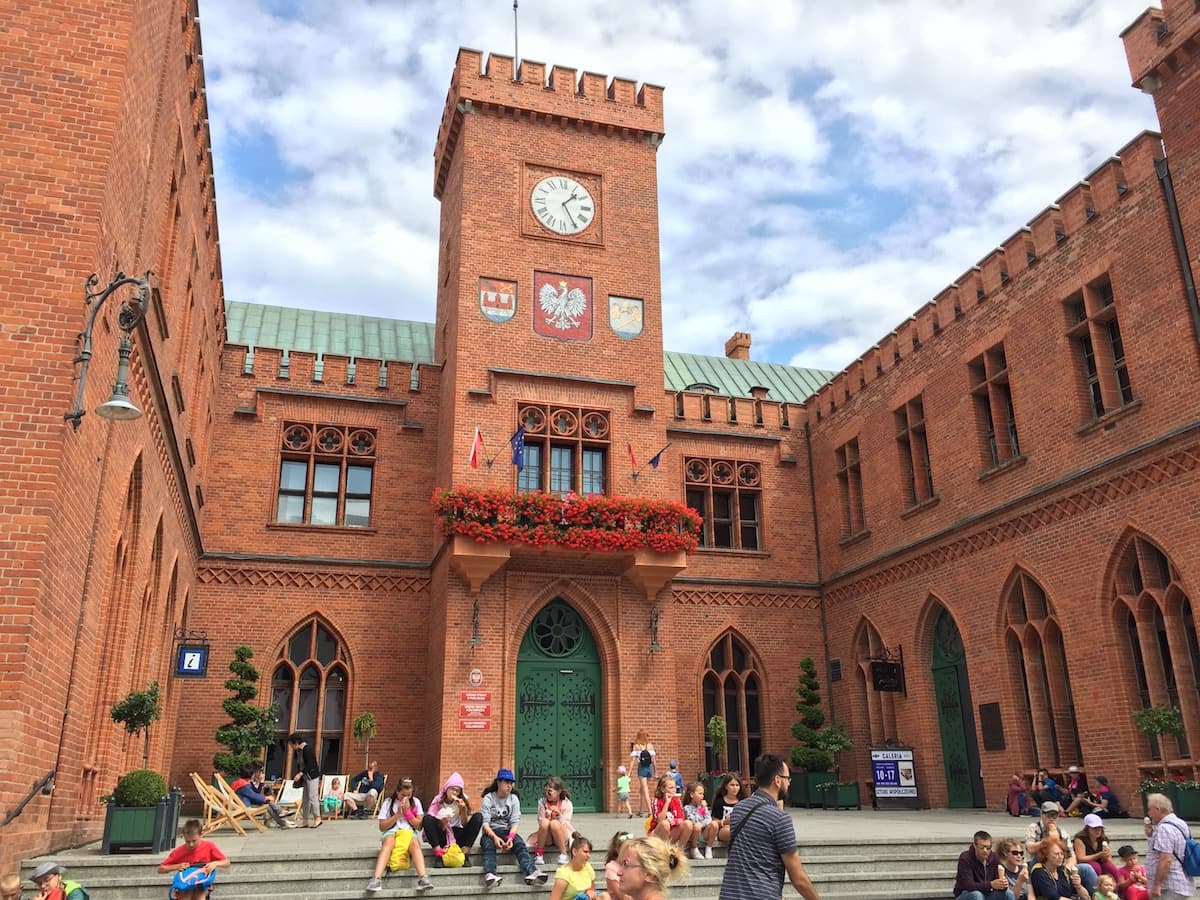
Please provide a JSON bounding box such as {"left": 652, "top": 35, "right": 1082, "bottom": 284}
{"left": 639, "top": 748, "right": 652, "bottom": 767}
{"left": 1165, "top": 819, "right": 1200, "bottom": 877}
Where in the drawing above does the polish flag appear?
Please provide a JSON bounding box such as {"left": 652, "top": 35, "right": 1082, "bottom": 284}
{"left": 469, "top": 426, "right": 483, "bottom": 469}
{"left": 627, "top": 441, "right": 637, "bottom": 469}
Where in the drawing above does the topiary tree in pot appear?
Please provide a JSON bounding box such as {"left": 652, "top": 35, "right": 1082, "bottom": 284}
{"left": 111, "top": 681, "right": 161, "bottom": 768}
{"left": 790, "top": 657, "right": 832, "bottom": 807}
{"left": 353, "top": 712, "right": 377, "bottom": 771}
{"left": 213, "top": 645, "right": 279, "bottom": 778}
{"left": 102, "top": 768, "right": 179, "bottom": 854}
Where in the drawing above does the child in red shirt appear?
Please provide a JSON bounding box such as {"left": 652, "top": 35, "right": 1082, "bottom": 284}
{"left": 158, "top": 818, "right": 230, "bottom": 896}
{"left": 648, "top": 775, "right": 698, "bottom": 850}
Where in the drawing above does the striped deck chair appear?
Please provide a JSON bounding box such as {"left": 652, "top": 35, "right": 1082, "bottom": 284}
{"left": 215, "top": 773, "right": 270, "bottom": 832}
{"left": 190, "top": 772, "right": 247, "bottom": 836}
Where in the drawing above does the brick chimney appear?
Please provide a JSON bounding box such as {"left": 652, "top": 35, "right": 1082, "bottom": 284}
{"left": 725, "top": 331, "right": 751, "bottom": 360}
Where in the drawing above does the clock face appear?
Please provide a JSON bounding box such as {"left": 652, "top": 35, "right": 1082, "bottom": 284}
{"left": 530, "top": 176, "right": 595, "bottom": 236}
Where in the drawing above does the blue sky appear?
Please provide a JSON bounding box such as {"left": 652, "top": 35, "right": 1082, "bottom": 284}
{"left": 200, "top": 0, "right": 1158, "bottom": 372}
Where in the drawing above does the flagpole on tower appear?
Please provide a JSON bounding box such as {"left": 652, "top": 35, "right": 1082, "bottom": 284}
{"left": 513, "top": 1, "right": 519, "bottom": 79}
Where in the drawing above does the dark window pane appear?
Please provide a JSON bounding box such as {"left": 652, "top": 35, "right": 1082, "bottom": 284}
{"left": 279, "top": 460, "right": 307, "bottom": 491}
{"left": 321, "top": 738, "right": 341, "bottom": 775}
{"left": 711, "top": 638, "right": 728, "bottom": 672}
{"left": 714, "top": 522, "right": 733, "bottom": 547}
{"left": 272, "top": 667, "right": 294, "bottom": 734}
{"left": 731, "top": 638, "right": 747, "bottom": 672}
{"left": 313, "top": 462, "right": 340, "bottom": 495}
{"left": 297, "top": 665, "right": 320, "bottom": 730}
{"left": 265, "top": 739, "right": 289, "bottom": 780}
{"left": 289, "top": 625, "right": 312, "bottom": 667}
{"left": 315, "top": 624, "right": 337, "bottom": 665}
{"left": 582, "top": 448, "right": 605, "bottom": 496}
{"left": 550, "top": 446, "right": 573, "bottom": 495}
{"left": 346, "top": 465, "right": 372, "bottom": 495}
{"left": 276, "top": 494, "right": 304, "bottom": 523}
{"left": 745, "top": 674, "right": 761, "bottom": 731}
{"left": 712, "top": 492, "right": 733, "bottom": 519}
{"left": 323, "top": 668, "right": 346, "bottom": 731}
{"left": 519, "top": 444, "right": 542, "bottom": 492}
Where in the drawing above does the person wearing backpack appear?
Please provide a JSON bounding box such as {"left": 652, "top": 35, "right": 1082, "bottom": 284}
{"left": 1145, "top": 792, "right": 1196, "bottom": 899}
{"left": 630, "top": 732, "right": 656, "bottom": 819}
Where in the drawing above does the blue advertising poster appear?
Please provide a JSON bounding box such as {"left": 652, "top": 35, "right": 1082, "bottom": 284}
{"left": 871, "top": 748, "right": 917, "bottom": 798}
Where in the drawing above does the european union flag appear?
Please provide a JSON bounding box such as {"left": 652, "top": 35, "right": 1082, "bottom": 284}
{"left": 510, "top": 425, "right": 526, "bottom": 471}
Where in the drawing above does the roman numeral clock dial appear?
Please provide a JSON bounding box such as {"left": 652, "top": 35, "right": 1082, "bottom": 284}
{"left": 531, "top": 175, "right": 594, "bottom": 236}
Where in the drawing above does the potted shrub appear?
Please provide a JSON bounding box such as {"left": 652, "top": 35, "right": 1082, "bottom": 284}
{"left": 353, "top": 712, "right": 377, "bottom": 770}
{"left": 702, "top": 715, "right": 727, "bottom": 798}
{"left": 789, "top": 658, "right": 832, "bottom": 807}
{"left": 101, "top": 768, "right": 181, "bottom": 854}
{"left": 814, "top": 723, "right": 858, "bottom": 809}
{"left": 1133, "top": 705, "right": 1185, "bottom": 815}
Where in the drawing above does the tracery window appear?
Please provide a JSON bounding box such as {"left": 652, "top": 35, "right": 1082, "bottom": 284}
{"left": 516, "top": 403, "right": 609, "bottom": 496}
{"left": 1003, "top": 571, "right": 1081, "bottom": 767}
{"left": 275, "top": 422, "right": 375, "bottom": 527}
{"left": 265, "top": 618, "right": 349, "bottom": 778}
{"left": 702, "top": 632, "right": 763, "bottom": 774}
{"left": 685, "top": 458, "right": 762, "bottom": 550}
{"left": 1114, "top": 535, "right": 1194, "bottom": 767}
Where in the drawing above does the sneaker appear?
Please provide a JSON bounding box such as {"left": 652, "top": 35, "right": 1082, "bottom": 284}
{"left": 689, "top": 847, "right": 703, "bottom": 859}
{"left": 525, "top": 869, "right": 548, "bottom": 886}
{"left": 704, "top": 846, "right": 713, "bottom": 859}
{"left": 285, "top": 820, "right": 299, "bottom": 828}
{"left": 484, "top": 873, "right": 502, "bottom": 888}
{"left": 557, "top": 853, "right": 569, "bottom": 865}
{"left": 533, "top": 852, "right": 545, "bottom": 867}
{"left": 365, "top": 877, "right": 383, "bottom": 892}
{"left": 416, "top": 876, "right": 434, "bottom": 892}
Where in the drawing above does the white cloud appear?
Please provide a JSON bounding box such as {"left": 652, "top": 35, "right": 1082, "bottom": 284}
{"left": 199, "top": 0, "right": 1157, "bottom": 371}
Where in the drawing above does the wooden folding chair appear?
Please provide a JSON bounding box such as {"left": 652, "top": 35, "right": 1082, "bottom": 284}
{"left": 191, "top": 772, "right": 247, "bottom": 837}
{"left": 275, "top": 779, "right": 304, "bottom": 822}
{"left": 320, "top": 773, "right": 349, "bottom": 819}
{"left": 214, "top": 773, "right": 270, "bottom": 833}
{"left": 371, "top": 774, "right": 389, "bottom": 817}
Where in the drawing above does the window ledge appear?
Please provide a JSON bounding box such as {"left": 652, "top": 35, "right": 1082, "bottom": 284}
{"left": 267, "top": 522, "right": 378, "bottom": 535}
{"left": 693, "top": 547, "right": 770, "bottom": 558}
{"left": 838, "top": 528, "right": 871, "bottom": 549}
{"left": 900, "top": 493, "right": 941, "bottom": 520}
{"left": 978, "top": 454, "right": 1028, "bottom": 483}
{"left": 1076, "top": 398, "right": 1142, "bottom": 436}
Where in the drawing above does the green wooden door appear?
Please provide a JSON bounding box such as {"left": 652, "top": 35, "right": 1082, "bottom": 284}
{"left": 515, "top": 600, "right": 602, "bottom": 811}
{"left": 932, "top": 610, "right": 983, "bottom": 808}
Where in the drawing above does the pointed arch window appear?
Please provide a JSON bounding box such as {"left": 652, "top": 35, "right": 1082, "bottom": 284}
{"left": 1114, "top": 535, "right": 1194, "bottom": 767}
{"left": 266, "top": 618, "right": 349, "bottom": 779}
{"left": 1003, "top": 571, "right": 1081, "bottom": 767}
{"left": 702, "top": 632, "right": 763, "bottom": 774}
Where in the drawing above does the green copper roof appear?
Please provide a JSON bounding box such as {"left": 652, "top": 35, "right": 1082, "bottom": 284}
{"left": 225, "top": 301, "right": 436, "bottom": 364}
{"left": 225, "top": 301, "right": 833, "bottom": 401}
{"left": 663, "top": 351, "right": 834, "bottom": 403}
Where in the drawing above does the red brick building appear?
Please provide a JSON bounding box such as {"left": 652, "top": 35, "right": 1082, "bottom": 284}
{"left": 4, "top": 0, "right": 1200, "bottom": 870}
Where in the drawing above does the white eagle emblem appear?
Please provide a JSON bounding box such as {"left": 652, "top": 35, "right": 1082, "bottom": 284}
{"left": 538, "top": 280, "right": 588, "bottom": 331}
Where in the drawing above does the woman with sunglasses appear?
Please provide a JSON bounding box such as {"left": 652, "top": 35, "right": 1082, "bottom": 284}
{"left": 618, "top": 835, "right": 688, "bottom": 900}
{"left": 996, "top": 837, "right": 1029, "bottom": 898}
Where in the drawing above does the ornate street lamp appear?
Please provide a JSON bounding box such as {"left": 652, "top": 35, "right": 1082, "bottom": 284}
{"left": 64, "top": 271, "right": 152, "bottom": 430}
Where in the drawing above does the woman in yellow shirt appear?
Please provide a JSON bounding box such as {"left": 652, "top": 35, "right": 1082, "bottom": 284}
{"left": 549, "top": 833, "right": 610, "bottom": 900}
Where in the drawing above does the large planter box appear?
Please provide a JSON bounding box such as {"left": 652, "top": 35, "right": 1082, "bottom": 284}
{"left": 102, "top": 787, "right": 181, "bottom": 854}
{"left": 820, "top": 782, "right": 861, "bottom": 810}
{"left": 788, "top": 772, "right": 833, "bottom": 808}
{"left": 1176, "top": 787, "right": 1200, "bottom": 820}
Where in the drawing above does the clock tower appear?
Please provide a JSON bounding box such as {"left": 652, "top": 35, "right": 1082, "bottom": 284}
{"left": 431, "top": 49, "right": 667, "bottom": 493}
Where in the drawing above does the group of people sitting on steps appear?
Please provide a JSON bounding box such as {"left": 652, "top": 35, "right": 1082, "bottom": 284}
{"left": 955, "top": 790, "right": 1197, "bottom": 900}
{"left": 363, "top": 766, "right": 689, "bottom": 898}
{"left": 1006, "top": 768, "right": 1127, "bottom": 819}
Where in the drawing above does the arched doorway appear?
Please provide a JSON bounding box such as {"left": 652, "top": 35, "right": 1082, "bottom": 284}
{"left": 515, "top": 600, "right": 602, "bottom": 811}
{"left": 931, "top": 608, "right": 984, "bottom": 807}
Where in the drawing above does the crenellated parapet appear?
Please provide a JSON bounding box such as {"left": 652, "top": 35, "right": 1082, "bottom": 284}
{"left": 1122, "top": 2, "right": 1200, "bottom": 93}
{"left": 802, "top": 129, "right": 1163, "bottom": 426}
{"left": 434, "top": 48, "right": 666, "bottom": 197}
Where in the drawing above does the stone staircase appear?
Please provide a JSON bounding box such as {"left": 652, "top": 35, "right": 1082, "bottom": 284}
{"left": 20, "top": 838, "right": 971, "bottom": 899}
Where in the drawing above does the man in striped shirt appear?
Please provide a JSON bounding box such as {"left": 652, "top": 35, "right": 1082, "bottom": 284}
{"left": 718, "top": 754, "right": 821, "bottom": 900}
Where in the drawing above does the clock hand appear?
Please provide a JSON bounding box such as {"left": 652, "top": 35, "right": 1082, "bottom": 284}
{"left": 560, "top": 201, "right": 578, "bottom": 228}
